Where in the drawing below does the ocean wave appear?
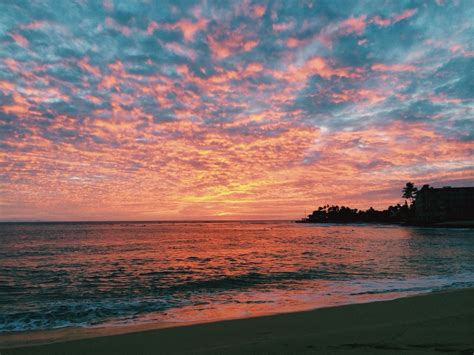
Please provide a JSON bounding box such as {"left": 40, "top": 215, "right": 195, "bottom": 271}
{"left": 0, "top": 298, "right": 184, "bottom": 332}
{"left": 0, "top": 268, "right": 357, "bottom": 332}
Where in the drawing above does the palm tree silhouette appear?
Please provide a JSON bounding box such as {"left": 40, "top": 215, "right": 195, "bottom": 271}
{"left": 402, "top": 182, "right": 418, "bottom": 205}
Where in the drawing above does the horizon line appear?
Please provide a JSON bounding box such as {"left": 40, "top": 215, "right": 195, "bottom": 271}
{"left": 0, "top": 219, "right": 296, "bottom": 224}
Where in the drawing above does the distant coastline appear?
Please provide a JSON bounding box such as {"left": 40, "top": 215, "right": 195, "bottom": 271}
{"left": 298, "top": 183, "right": 474, "bottom": 228}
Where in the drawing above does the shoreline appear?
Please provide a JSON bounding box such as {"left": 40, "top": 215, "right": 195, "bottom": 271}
{"left": 2, "top": 288, "right": 473, "bottom": 354}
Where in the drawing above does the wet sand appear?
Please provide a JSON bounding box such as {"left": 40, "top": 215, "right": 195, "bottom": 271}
{"left": 3, "top": 288, "right": 473, "bottom": 354}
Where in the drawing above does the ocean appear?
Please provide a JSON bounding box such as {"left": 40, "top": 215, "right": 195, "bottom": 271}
{"left": 1, "top": 221, "right": 473, "bottom": 336}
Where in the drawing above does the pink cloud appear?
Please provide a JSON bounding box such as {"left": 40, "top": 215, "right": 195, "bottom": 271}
{"left": 146, "top": 21, "right": 160, "bottom": 35}
{"left": 148, "top": 18, "right": 208, "bottom": 41}
{"left": 371, "top": 9, "right": 417, "bottom": 27}
{"left": 2, "top": 92, "right": 30, "bottom": 115}
{"left": 331, "top": 89, "right": 386, "bottom": 105}
{"left": 0, "top": 81, "right": 15, "bottom": 92}
{"left": 168, "top": 18, "right": 208, "bottom": 41}
{"left": 253, "top": 5, "right": 266, "bottom": 18}
{"left": 280, "top": 56, "right": 361, "bottom": 82}
{"left": 164, "top": 41, "right": 197, "bottom": 60}
{"left": 98, "top": 75, "right": 117, "bottom": 90}
{"left": 4, "top": 58, "right": 20, "bottom": 72}
{"left": 272, "top": 22, "right": 293, "bottom": 32}
{"left": 207, "top": 28, "right": 259, "bottom": 60}
{"left": 105, "top": 17, "right": 131, "bottom": 36}
{"left": 449, "top": 44, "right": 474, "bottom": 57}
{"left": 371, "top": 63, "right": 417, "bottom": 72}
{"left": 287, "top": 15, "right": 367, "bottom": 51}
{"left": 429, "top": 94, "right": 462, "bottom": 104}
{"left": 287, "top": 37, "right": 304, "bottom": 48}
{"left": 85, "top": 95, "right": 102, "bottom": 105}
{"left": 393, "top": 9, "right": 417, "bottom": 23}
{"left": 339, "top": 16, "right": 367, "bottom": 35}
{"left": 371, "top": 16, "right": 392, "bottom": 27}
{"left": 243, "top": 40, "right": 258, "bottom": 51}
{"left": 246, "top": 63, "right": 264, "bottom": 73}
{"left": 207, "top": 36, "right": 233, "bottom": 59}
{"left": 21, "top": 21, "right": 47, "bottom": 30}
{"left": 78, "top": 58, "right": 101, "bottom": 77}
{"left": 11, "top": 33, "right": 28, "bottom": 47}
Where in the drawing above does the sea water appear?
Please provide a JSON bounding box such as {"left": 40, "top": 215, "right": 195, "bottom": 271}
{"left": 1, "top": 221, "right": 473, "bottom": 334}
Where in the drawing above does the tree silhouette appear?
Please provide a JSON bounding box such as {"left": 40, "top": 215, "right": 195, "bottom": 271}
{"left": 301, "top": 183, "right": 421, "bottom": 224}
{"left": 402, "top": 182, "right": 418, "bottom": 204}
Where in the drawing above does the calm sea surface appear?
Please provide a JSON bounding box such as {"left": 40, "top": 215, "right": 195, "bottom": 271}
{"left": 1, "top": 222, "right": 473, "bottom": 334}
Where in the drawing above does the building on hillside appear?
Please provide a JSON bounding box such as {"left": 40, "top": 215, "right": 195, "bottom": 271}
{"left": 414, "top": 185, "right": 474, "bottom": 223}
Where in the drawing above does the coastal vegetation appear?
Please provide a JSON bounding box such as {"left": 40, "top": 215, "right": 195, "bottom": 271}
{"left": 300, "top": 182, "right": 417, "bottom": 224}
{"left": 301, "top": 182, "right": 474, "bottom": 226}
{"left": 302, "top": 203, "right": 411, "bottom": 224}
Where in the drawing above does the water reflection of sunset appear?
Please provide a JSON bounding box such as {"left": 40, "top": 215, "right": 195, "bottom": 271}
{"left": 2, "top": 222, "right": 473, "bottom": 334}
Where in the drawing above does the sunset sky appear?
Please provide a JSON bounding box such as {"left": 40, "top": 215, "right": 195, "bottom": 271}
{"left": 0, "top": 0, "right": 473, "bottom": 221}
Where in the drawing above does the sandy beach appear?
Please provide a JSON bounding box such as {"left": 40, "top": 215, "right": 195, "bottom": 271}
{"left": 2, "top": 288, "right": 473, "bottom": 354}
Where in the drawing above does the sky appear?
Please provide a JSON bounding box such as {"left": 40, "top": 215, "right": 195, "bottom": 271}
{"left": 0, "top": 0, "right": 473, "bottom": 221}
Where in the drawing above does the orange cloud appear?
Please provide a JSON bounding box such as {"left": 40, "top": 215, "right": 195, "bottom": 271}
{"left": 98, "top": 75, "right": 117, "bottom": 90}
{"left": 0, "top": 80, "right": 15, "bottom": 92}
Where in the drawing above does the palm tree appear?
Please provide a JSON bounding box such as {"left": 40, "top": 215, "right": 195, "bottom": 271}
{"left": 402, "top": 182, "right": 418, "bottom": 205}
